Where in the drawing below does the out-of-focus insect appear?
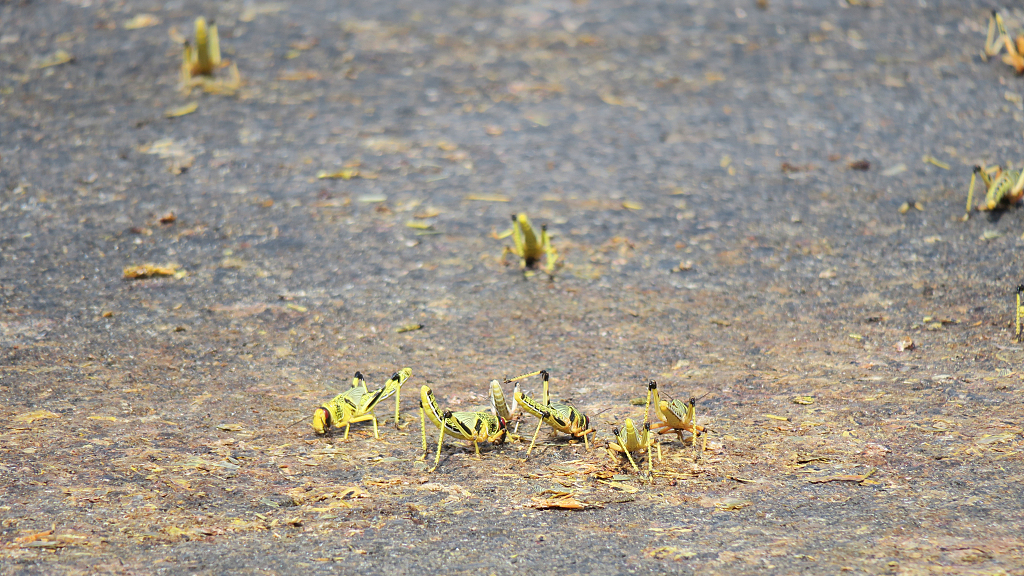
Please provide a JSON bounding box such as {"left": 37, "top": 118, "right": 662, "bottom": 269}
{"left": 1016, "top": 285, "right": 1024, "bottom": 342}
{"left": 608, "top": 382, "right": 661, "bottom": 476}
{"left": 648, "top": 381, "right": 707, "bottom": 455}
{"left": 514, "top": 370, "right": 595, "bottom": 458}
{"left": 180, "top": 16, "right": 241, "bottom": 94}
{"left": 497, "top": 213, "right": 559, "bottom": 275}
{"left": 311, "top": 368, "right": 412, "bottom": 438}
{"left": 420, "top": 385, "right": 508, "bottom": 471}
{"left": 964, "top": 163, "right": 1024, "bottom": 219}
{"left": 982, "top": 10, "right": 1024, "bottom": 74}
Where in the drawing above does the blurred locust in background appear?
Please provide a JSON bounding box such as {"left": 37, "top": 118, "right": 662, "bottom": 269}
{"left": 497, "top": 213, "right": 559, "bottom": 276}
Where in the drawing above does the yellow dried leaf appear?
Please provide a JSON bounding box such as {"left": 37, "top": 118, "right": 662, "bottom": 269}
{"left": 123, "top": 14, "right": 161, "bottom": 29}
{"left": 217, "top": 424, "right": 243, "bottom": 431}
{"left": 34, "top": 50, "right": 73, "bottom": 69}
{"left": 317, "top": 169, "right": 360, "bottom": 180}
{"left": 600, "top": 94, "right": 625, "bottom": 106}
{"left": 715, "top": 498, "right": 752, "bottom": 511}
{"left": 622, "top": 200, "right": 643, "bottom": 210}
{"left": 286, "top": 303, "right": 307, "bottom": 313}
{"left": 405, "top": 221, "right": 433, "bottom": 230}
{"left": 395, "top": 324, "right": 423, "bottom": 333}
{"left": 764, "top": 414, "right": 789, "bottom": 421}
{"left": 164, "top": 102, "right": 198, "bottom": 118}
{"left": 14, "top": 410, "right": 60, "bottom": 423}
{"left": 597, "top": 480, "right": 639, "bottom": 493}
{"left": 807, "top": 467, "right": 876, "bottom": 483}
{"left": 792, "top": 396, "right": 815, "bottom": 405}
{"left": 87, "top": 415, "right": 119, "bottom": 422}
{"left": 123, "top": 263, "right": 180, "bottom": 279}
{"left": 465, "top": 194, "right": 509, "bottom": 202}
{"left": 414, "top": 208, "right": 441, "bottom": 218}
{"left": 977, "top": 432, "right": 1017, "bottom": 445}
{"left": 649, "top": 546, "right": 697, "bottom": 560}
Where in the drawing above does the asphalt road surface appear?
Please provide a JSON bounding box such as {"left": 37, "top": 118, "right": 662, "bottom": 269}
{"left": 2, "top": 0, "right": 1024, "bottom": 574}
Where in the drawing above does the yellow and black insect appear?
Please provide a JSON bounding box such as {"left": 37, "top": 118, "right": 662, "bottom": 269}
{"left": 514, "top": 370, "right": 595, "bottom": 458}
{"left": 489, "top": 369, "right": 545, "bottom": 434}
{"left": 648, "top": 381, "right": 707, "bottom": 455}
{"left": 498, "top": 213, "right": 559, "bottom": 275}
{"left": 965, "top": 164, "right": 1024, "bottom": 219}
{"left": 311, "top": 368, "right": 412, "bottom": 438}
{"left": 608, "top": 382, "right": 661, "bottom": 475}
{"left": 420, "top": 385, "right": 508, "bottom": 471}
{"left": 180, "top": 16, "right": 241, "bottom": 94}
{"left": 982, "top": 10, "right": 1024, "bottom": 74}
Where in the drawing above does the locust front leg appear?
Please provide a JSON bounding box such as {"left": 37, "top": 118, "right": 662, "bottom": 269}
{"left": 525, "top": 414, "right": 546, "bottom": 459}
{"left": 431, "top": 421, "right": 447, "bottom": 472}
{"left": 420, "top": 405, "right": 427, "bottom": 457}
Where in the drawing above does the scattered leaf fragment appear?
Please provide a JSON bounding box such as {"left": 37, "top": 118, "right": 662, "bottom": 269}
{"left": 14, "top": 409, "right": 60, "bottom": 423}
{"left": 414, "top": 208, "right": 440, "bottom": 218}
{"left": 396, "top": 324, "right": 423, "bottom": 333}
{"left": 484, "top": 125, "right": 504, "bottom": 136}
{"left": 921, "top": 155, "right": 950, "bottom": 170}
{"left": 976, "top": 432, "right": 1017, "bottom": 445}
{"left": 849, "top": 334, "right": 863, "bottom": 341}
{"left": 597, "top": 479, "right": 639, "bottom": 493}
{"left": 530, "top": 490, "right": 596, "bottom": 510}
{"left": 123, "top": 14, "right": 161, "bottom": 29}
{"left": 710, "top": 319, "right": 731, "bottom": 326}
{"left": 465, "top": 194, "right": 509, "bottom": 202}
{"left": 34, "top": 50, "right": 73, "bottom": 69}
{"left": 881, "top": 163, "right": 907, "bottom": 176}
{"left": 847, "top": 159, "right": 870, "bottom": 171}
{"left": 317, "top": 169, "right": 360, "bottom": 180}
{"left": 981, "top": 229, "right": 1004, "bottom": 241}
{"left": 720, "top": 155, "right": 732, "bottom": 168}
{"left": 894, "top": 336, "right": 914, "bottom": 352}
{"left": 764, "top": 414, "right": 789, "bottom": 421}
{"left": 164, "top": 102, "right": 198, "bottom": 118}
{"left": 405, "top": 221, "right": 432, "bottom": 230}
{"left": 87, "top": 415, "right": 119, "bottom": 422}
{"left": 807, "top": 467, "right": 876, "bottom": 483}
{"left": 217, "top": 423, "right": 243, "bottom": 432}
{"left": 356, "top": 194, "right": 387, "bottom": 203}
{"left": 15, "top": 530, "right": 53, "bottom": 544}
{"left": 792, "top": 396, "right": 815, "bottom": 405}
{"left": 677, "top": 260, "right": 694, "bottom": 272}
{"left": 123, "top": 263, "right": 181, "bottom": 279}
{"left": 622, "top": 200, "right": 643, "bottom": 211}
{"left": 286, "top": 303, "right": 308, "bottom": 313}
{"left": 715, "top": 498, "right": 752, "bottom": 511}
{"left": 649, "top": 546, "right": 697, "bottom": 561}
{"left": 818, "top": 269, "right": 837, "bottom": 279}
